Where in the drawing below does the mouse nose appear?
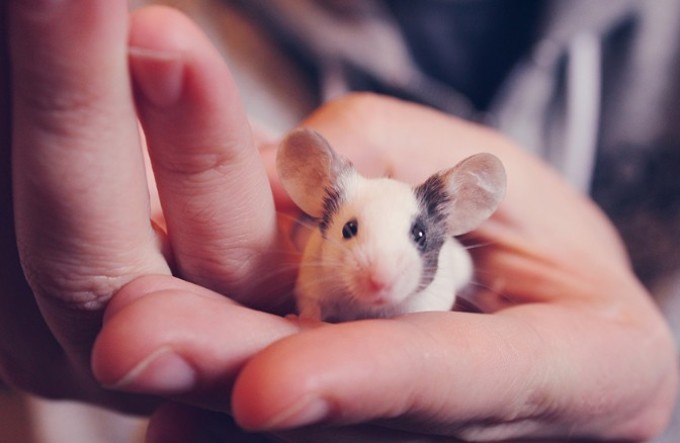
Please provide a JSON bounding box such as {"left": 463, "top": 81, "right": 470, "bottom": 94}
{"left": 368, "top": 273, "right": 389, "bottom": 292}
{"left": 362, "top": 265, "right": 395, "bottom": 300}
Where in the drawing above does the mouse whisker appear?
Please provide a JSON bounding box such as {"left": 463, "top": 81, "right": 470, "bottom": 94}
{"left": 460, "top": 240, "right": 497, "bottom": 251}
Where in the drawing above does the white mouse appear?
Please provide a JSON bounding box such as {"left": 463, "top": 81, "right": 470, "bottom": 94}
{"left": 276, "top": 128, "right": 506, "bottom": 322}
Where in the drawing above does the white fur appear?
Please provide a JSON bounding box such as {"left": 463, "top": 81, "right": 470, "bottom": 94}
{"left": 295, "top": 173, "right": 471, "bottom": 321}
{"left": 277, "top": 128, "right": 505, "bottom": 322}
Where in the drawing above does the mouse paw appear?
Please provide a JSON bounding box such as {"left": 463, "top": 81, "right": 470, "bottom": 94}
{"left": 297, "top": 302, "right": 323, "bottom": 322}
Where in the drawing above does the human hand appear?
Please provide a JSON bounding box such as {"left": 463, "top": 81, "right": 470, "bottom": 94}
{"left": 5, "top": 1, "right": 675, "bottom": 440}
{"left": 0, "top": 1, "right": 287, "bottom": 411}
{"left": 94, "top": 94, "right": 678, "bottom": 442}
{"left": 237, "top": 95, "right": 680, "bottom": 441}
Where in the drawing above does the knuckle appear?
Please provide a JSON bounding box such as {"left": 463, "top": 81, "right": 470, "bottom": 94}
{"left": 154, "top": 145, "right": 243, "bottom": 183}
{"left": 18, "top": 78, "right": 83, "bottom": 118}
{"left": 325, "top": 92, "right": 391, "bottom": 127}
{"left": 15, "top": 233, "right": 167, "bottom": 312}
{"left": 176, "top": 245, "right": 262, "bottom": 301}
{"left": 19, "top": 256, "right": 140, "bottom": 312}
{"left": 333, "top": 91, "right": 389, "bottom": 113}
{"left": 14, "top": 74, "right": 121, "bottom": 147}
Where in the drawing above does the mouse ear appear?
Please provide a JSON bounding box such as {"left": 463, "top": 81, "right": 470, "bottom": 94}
{"left": 276, "top": 128, "right": 353, "bottom": 217}
{"left": 435, "top": 153, "right": 506, "bottom": 236}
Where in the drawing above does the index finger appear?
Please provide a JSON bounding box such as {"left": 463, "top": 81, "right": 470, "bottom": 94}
{"left": 9, "top": 0, "right": 169, "bottom": 364}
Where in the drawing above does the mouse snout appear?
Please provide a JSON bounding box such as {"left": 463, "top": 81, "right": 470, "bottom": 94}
{"left": 367, "top": 269, "right": 392, "bottom": 293}
{"left": 354, "top": 262, "right": 400, "bottom": 305}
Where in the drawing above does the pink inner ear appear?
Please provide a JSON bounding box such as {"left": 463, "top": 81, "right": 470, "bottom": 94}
{"left": 276, "top": 128, "right": 355, "bottom": 218}
{"left": 443, "top": 153, "right": 506, "bottom": 235}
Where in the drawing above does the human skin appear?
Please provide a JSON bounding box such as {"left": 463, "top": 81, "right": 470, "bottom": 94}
{"left": 1, "top": 0, "right": 289, "bottom": 412}
{"left": 1, "top": 1, "right": 677, "bottom": 442}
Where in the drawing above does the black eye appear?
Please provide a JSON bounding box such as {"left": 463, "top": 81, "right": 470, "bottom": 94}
{"left": 411, "top": 222, "right": 427, "bottom": 250}
{"left": 342, "top": 219, "right": 358, "bottom": 239}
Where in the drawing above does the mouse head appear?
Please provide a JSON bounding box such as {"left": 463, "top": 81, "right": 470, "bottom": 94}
{"left": 277, "top": 128, "right": 506, "bottom": 311}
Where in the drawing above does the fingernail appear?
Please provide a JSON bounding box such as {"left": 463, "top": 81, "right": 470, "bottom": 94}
{"left": 129, "top": 47, "right": 184, "bottom": 108}
{"left": 263, "top": 395, "right": 331, "bottom": 430}
{"left": 107, "top": 346, "right": 197, "bottom": 394}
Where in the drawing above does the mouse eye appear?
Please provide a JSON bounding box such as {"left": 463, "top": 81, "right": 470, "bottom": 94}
{"left": 411, "top": 222, "right": 427, "bottom": 250}
{"left": 342, "top": 219, "right": 358, "bottom": 239}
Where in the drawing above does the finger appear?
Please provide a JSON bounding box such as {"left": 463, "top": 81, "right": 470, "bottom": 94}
{"left": 91, "top": 275, "right": 300, "bottom": 411}
{"left": 9, "top": 0, "right": 168, "bottom": 366}
{"left": 129, "top": 7, "right": 282, "bottom": 307}
{"left": 232, "top": 307, "right": 674, "bottom": 441}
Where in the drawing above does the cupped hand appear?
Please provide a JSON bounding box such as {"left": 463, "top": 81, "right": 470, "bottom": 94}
{"left": 13, "top": 2, "right": 671, "bottom": 441}
{"left": 97, "top": 95, "right": 677, "bottom": 443}
{"left": 0, "top": 1, "right": 284, "bottom": 411}
{"left": 237, "top": 95, "right": 679, "bottom": 441}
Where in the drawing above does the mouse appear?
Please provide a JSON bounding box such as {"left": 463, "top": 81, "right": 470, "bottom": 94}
{"left": 276, "top": 128, "right": 506, "bottom": 322}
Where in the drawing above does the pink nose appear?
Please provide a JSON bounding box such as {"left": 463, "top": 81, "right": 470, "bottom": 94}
{"left": 368, "top": 274, "right": 389, "bottom": 292}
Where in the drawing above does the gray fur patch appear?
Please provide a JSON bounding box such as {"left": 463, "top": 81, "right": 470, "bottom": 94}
{"left": 414, "top": 173, "right": 451, "bottom": 290}
{"left": 319, "top": 184, "right": 345, "bottom": 237}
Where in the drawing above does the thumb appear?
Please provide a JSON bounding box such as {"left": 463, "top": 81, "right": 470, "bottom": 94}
{"left": 231, "top": 308, "right": 669, "bottom": 441}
